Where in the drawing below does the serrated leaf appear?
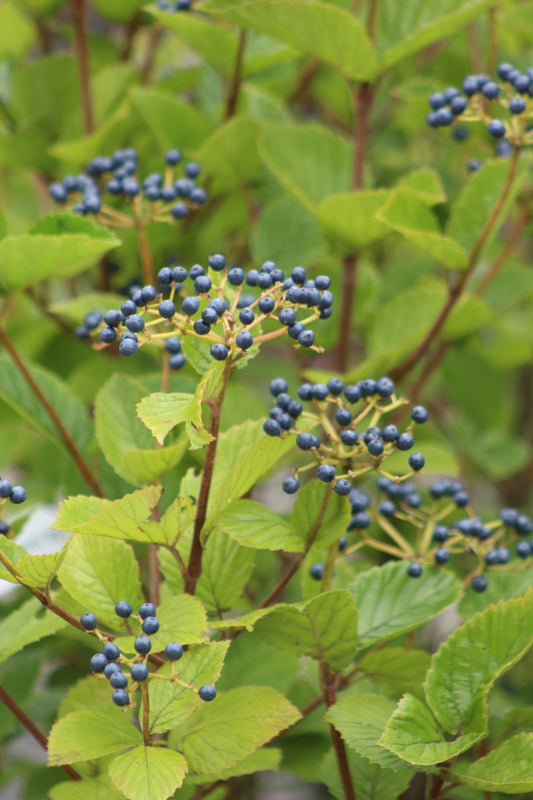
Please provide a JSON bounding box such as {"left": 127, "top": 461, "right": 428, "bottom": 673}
{"left": 59, "top": 676, "right": 122, "bottom": 718}
{"left": 291, "top": 481, "right": 350, "bottom": 548}
{"left": 204, "top": 0, "right": 375, "bottom": 81}
{"left": 54, "top": 494, "right": 109, "bottom": 530}
{"left": 251, "top": 194, "right": 326, "bottom": 267}
{"left": 258, "top": 122, "right": 352, "bottom": 212}
{"left": 396, "top": 167, "right": 446, "bottom": 205}
{"left": 180, "top": 686, "right": 300, "bottom": 773}
{"left": 136, "top": 391, "right": 198, "bottom": 446}
{"left": 0, "top": 536, "right": 29, "bottom": 584}
{"left": 0, "top": 354, "right": 93, "bottom": 454}
{"left": 255, "top": 591, "right": 358, "bottom": 669}
{"left": 322, "top": 743, "right": 413, "bottom": 800}
{"left": 57, "top": 535, "right": 142, "bottom": 626}
{"left": 377, "top": 190, "right": 467, "bottom": 269}
{"left": 326, "top": 693, "right": 409, "bottom": 771}
{"left": 14, "top": 550, "right": 65, "bottom": 588}
{"left": 379, "top": 693, "right": 482, "bottom": 766}
{"left": 209, "top": 607, "right": 275, "bottom": 632}
{"left": 359, "top": 647, "right": 431, "bottom": 701}
{"left": 48, "top": 710, "right": 142, "bottom": 765}
{"left": 49, "top": 776, "right": 124, "bottom": 800}
{"left": 425, "top": 590, "right": 533, "bottom": 735}
{"left": 0, "top": 597, "right": 67, "bottom": 664}
{"left": 108, "top": 746, "right": 188, "bottom": 800}
{"left": 149, "top": 642, "right": 229, "bottom": 734}
{"left": 316, "top": 190, "right": 391, "bottom": 254}
{"left": 196, "top": 527, "right": 255, "bottom": 613}
{"left": 348, "top": 561, "right": 462, "bottom": 650}
{"left": 187, "top": 748, "right": 282, "bottom": 782}
{"left": 214, "top": 499, "right": 304, "bottom": 551}
{"left": 451, "top": 732, "right": 533, "bottom": 792}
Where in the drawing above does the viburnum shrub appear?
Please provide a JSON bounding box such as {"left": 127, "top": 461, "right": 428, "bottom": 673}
{"left": 3, "top": 2, "right": 533, "bottom": 800}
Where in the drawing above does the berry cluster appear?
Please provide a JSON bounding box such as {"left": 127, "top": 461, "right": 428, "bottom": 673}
{"left": 76, "top": 259, "right": 332, "bottom": 365}
{"left": 310, "top": 472, "right": 533, "bottom": 593}
{"left": 264, "top": 376, "right": 426, "bottom": 496}
{"left": 156, "top": 0, "right": 192, "bottom": 10}
{"left": 426, "top": 62, "right": 533, "bottom": 156}
{"left": 0, "top": 478, "right": 27, "bottom": 538}
{"left": 82, "top": 601, "right": 216, "bottom": 707}
{"left": 48, "top": 147, "right": 206, "bottom": 224}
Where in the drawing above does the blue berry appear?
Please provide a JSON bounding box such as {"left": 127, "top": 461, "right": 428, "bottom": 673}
{"left": 100, "top": 327, "right": 117, "bottom": 344}
{"left": 121, "top": 299, "right": 137, "bottom": 317}
{"left": 142, "top": 616, "right": 160, "bottom": 635}
{"left": 257, "top": 272, "right": 273, "bottom": 290}
{"left": 131, "top": 663, "right": 149, "bottom": 682}
{"left": 450, "top": 96, "right": 467, "bottom": 115}
{"left": 382, "top": 424, "right": 399, "bottom": 443}
{"left": 165, "top": 149, "right": 181, "bottom": 165}
{"left": 338, "top": 535, "right": 347, "bottom": 552}
{"left": 311, "top": 383, "right": 329, "bottom": 401}
{"left": 411, "top": 406, "right": 428, "bottom": 423}
{"left": 407, "top": 563, "right": 423, "bottom": 578}
{"left": 236, "top": 330, "right": 253, "bottom": 349}
{"left": 515, "top": 515, "right": 533, "bottom": 535}
{"left": 287, "top": 400, "right": 302, "bottom": 418}
{"left": 75, "top": 326, "right": 90, "bottom": 339}
{"left": 201, "top": 308, "right": 218, "bottom": 325}
{"left": 258, "top": 297, "right": 275, "bottom": 314}
{"left": 103, "top": 642, "right": 121, "bottom": 660}
{"left": 309, "top": 563, "right": 324, "bottom": 580}
{"left": 296, "top": 432, "right": 314, "bottom": 451}
{"left": 237, "top": 307, "right": 253, "bottom": 325}
{"left": 288, "top": 322, "right": 304, "bottom": 340}
{"left": 80, "top": 612, "right": 98, "bottom": 630}
{"left": 110, "top": 671, "right": 128, "bottom": 689}
{"left": 279, "top": 308, "right": 297, "bottom": 326}
{"left": 428, "top": 92, "right": 446, "bottom": 110}
{"left": 104, "top": 662, "right": 121, "bottom": 678}
{"left": 119, "top": 338, "right": 138, "bottom": 356}
{"left": 141, "top": 285, "right": 158, "bottom": 304}
{"left": 500, "top": 508, "right": 518, "bottom": 526}
{"left": 159, "top": 300, "right": 176, "bottom": 319}
{"left": 115, "top": 601, "right": 132, "bottom": 618}
{"left": 348, "top": 511, "right": 371, "bottom": 529}
{"left": 194, "top": 275, "right": 212, "bottom": 294}
{"left": 498, "top": 62, "right": 514, "bottom": 80}
{"left": 359, "top": 379, "right": 377, "bottom": 397}
{"left": 104, "top": 309, "right": 124, "bottom": 328}
{"left": 264, "top": 418, "right": 282, "bottom": 437}
{"left": 513, "top": 75, "right": 530, "bottom": 93}
{"left": 378, "top": 500, "right": 396, "bottom": 517}
{"left": 185, "top": 162, "right": 201, "bottom": 179}
{"left": 139, "top": 603, "right": 156, "bottom": 619}
{"left": 462, "top": 76, "right": 479, "bottom": 96}
{"left": 468, "top": 158, "right": 482, "bottom": 172}
{"left": 227, "top": 268, "right": 244, "bottom": 286}
{"left": 376, "top": 377, "right": 395, "bottom": 397}
{"left": 471, "top": 575, "right": 488, "bottom": 592}
{"left": 208, "top": 254, "right": 226, "bottom": 271}
{"left": 434, "top": 548, "right": 451, "bottom": 565}
{"left": 344, "top": 385, "right": 361, "bottom": 404}
{"left": 90, "top": 653, "right": 108, "bottom": 673}
{"left": 125, "top": 314, "right": 145, "bottom": 333}
{"left": 270, "top": 378, "right": 288, "bottom": 397}
{"left": 49, "top": 183, "right": 68, "bottom": 203}
{"left": 112, "top": 689, "right": 129, "bottom": 707}
{"left": 292, "top": 267, "right": 306, "bottom": 284}
{"left": 367, "top": 439, "right": 384, "bottom": 457}
{"left": 453, "top": 126, "right": 469, "bottom": 141}
{"left": 298, "top": 329, "right": 315, "bottom": 347}
{"left": 85, "top": 310, "right": 103, "bottom": 330}
{"left": 198, "top": 684, "right": 217, "bottom": 701}
{"left": 482, "top": 81, "right": 500, "bottom": 99}
{"left": 509, "top": 97, "right": 526, "bottom": 114}
{"left": 432, "top": 525, "right": 449, "bottom": 543}
{"left": 211, "top": 343, "right": 229, "bottom": 361}
{"left": 327, "top": 378, "right": 344, "bottom": 395}
{"left": 0, "top": 521, "right": 9, "bottom": 535}
{"left": 191, "top": 187, "right": 207, "bottom": 204}
{"left": 134, "top": 636, "right": 152, "bottom": 655}
{"left": 454, "top": 491, "right": 469, "bottom": 507}
{"left": 282, "top": 476, "right": 300, "bottom": 494}
{"left": 182, "top": 296, "right": 200, "bottom": 316}
{"left": 193, "top": 320, "right": 211, "bottom": 335}
{"left": 335, "top": 408, "right": 352, "bottom": 427}
{"left": 340, "top": 429, "right": 358, "bottom": 446}
{"left": 209, "top": 298, "right": 228, "bottom": 316}
{"left": 334, "top": 479, "right": 352, "bottom": 496}
{"left": 516, "top": 541, "right": 531, "bottom": 559}
{"left": 317, "top": 464, "right": 336, "bottom": 482}
{"left": 245, "top": 269, "right": 259, "bottom": 286}
{"left": 171, "top": 203, "right": 188, "bottom": 219}
{"left": 396, "top": 433, "right": 414, "bottom": 451}
{"left": 487, "top": 119, "right": 506, "bottom": 138}
{"left": 169, "top": 353, "right": 186, "bottom": 369}
{"left": 408, "top": 453, "right": 425, "bottom": 471}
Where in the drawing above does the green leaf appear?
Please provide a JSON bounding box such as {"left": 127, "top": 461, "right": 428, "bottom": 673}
{"left": 322, "top": 743, "right": 413, "bottom": 800}
{"left": 108, "top": 746, "right": 188, "bottom": 800}
{"left": 447, "top": 158, "right": 529, "bottom": 255}
{"left": 0, "top": 228, "right": 120, "bottom": 291}
{"left": 316, "top": 190, "right": 391, "bottom": 254}
{"left": 255, "top": 591, "right": 358, "bottom": 669}
{"left": 57, "top": 535, "right": 142, "bottom": 626}
{"left": 148, "top": 642, "right": 229, "bottom": 734}
{"left": 90, "top": 0, "right": 145, "bottom": 21}
{"left": 14, "top": 550, "right": 65, "bottom": 588}
{"left": 196, "top": 116, "right": 263, "bottom": 193}
{"left": 376, "top": 190, "right": 467, "bottom": 269}
{"left": 375, "top": 0, "right": 493, "bottom": 71}
{"left": 204, "top": 0, "right": 375, "bottom": 81}
{"left": 0, "top": 597, "right": 67, "bottom": 664}
{"left": 358, "top": 647, "right": 431, "bottom": 701}
{"left": 442, "top": 295, "right": 491, "bottom": 340}
{"left": 196, "top": 527, "right": 255, "bottom": 613}
{"left": 50, "top": 292, "right": 127, "bottom": 324}
{"left": 130, "top": 86, "right": 213, "bottom": 153}
{"left": 379, "top": 693, "right": 482, "bottom": 766}
{"left": 95, "top": 376, "right": 187, "bottom": 486}
{"left": 49, "top": 777, "right": 124, "bottom": 800}
{"left": 258, "top": 122, "right": 352, "bottom": 212}
{"left": 458, "top": 568, "right": 533, "bottom": 619}
{"left": 451, "top": 732, "right": 533, "bottom": 792}
{"left": 396, "top": 167, "right": 446, "bottom": 206}
{"left": 59, "top": 676, "right": 122, "bottom": 718}
{"left": 48, "top": 710, "right": 142, "bottom": 765}
{"left": 326, "top": 693, "right": 409, "bottom": 771}
{"left": 251, "top": 194, "right": 326, "bottom": 267}
{"left": 214, "top": 499, "right": 304, "bottom": 551}
{"left": 0, "top": 354, "right": 93, "bottom": 453}
{"left": 348, "top": 561, "right": 462, "bottom": 650}
{"left": 209, "top": 607, "right": 275, "bottom": 632}
{"left": 187, "top": 748, "right": 282, "bottom": 782}
{"left": 0, "top": 2, "right": 34, "bottom": 59}
{"left": 180, "top": 686, "right": 300, "bottom": 773}
{"left": 119, "top": 594, "right": 208, "bottom": 654}
{"left": 0, "top": 537, "right": 27, "bottom": 584}
{"left": 291, "top": 481, "right": 350, "bottom": 548}
{"left": 425, "top": 590, "right": 533, "bottom": 735}
{"left": 136, "top": 391, "right": 199, "bottom": 446}
{"left": 53, "top": 494, "right": 109, "bottom": 530}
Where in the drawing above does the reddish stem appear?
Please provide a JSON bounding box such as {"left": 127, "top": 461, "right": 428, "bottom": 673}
{"left": 70, "top": 0, "right": 93, "bottom": 134}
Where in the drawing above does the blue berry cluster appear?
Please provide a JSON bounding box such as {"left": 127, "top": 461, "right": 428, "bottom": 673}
{"left": 156, "top": 0, "right": 192, "bottom": 10}
{"left": 426, "top": 62, "right": 533, "bottom": 156}
{"left": 0, "top": 476, "right": 27, "bottom": 525}
{"left": 77, "top": 258, "right": 332, "bottom": 364}
{"left": 82, "top": 601, "right": 216, "bottom": 707}
{"left": 264, "top": 376, "right": 426, "bottom": 497}
{"left": 48, "top": 147, "right": 206, "bottom": 222}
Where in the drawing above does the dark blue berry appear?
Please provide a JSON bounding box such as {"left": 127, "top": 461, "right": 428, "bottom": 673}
{"left": 9, "top": 486, "right": 26, "bottom": 504}
{"left": 288, "top": 322, "right": 305, "bottom": 340}
{"left": 411, "top": 406, "right": 428, "bottom": 423}
{"left": 84, "top": 311, "right": 103, "bottom": 330}
{"left": 298, "top": 329, "right": 315, "bottom": 347}
{"left": 270, "top": 378, "right": 288, "bottom": 397}
{"left": 112, "top": 689, "right": 129, "bottom": 706}
{"left": 227, "top": 268, "right": 244, "bottom": 286}
{"left": 309, "top": 563, "right": 324, "bottom": 580}
{"left": 359, "top": 379, "right": 377, "bottom": 397}
{"left": 516, "top": 541, "right": 531, "bottom": 559}
{"left": 514, "top": 75, "right": 530, "bottom": 93}
{"left": 104, "top": 309, "right": 124, "bottom": 328}
{"left": 210, "top": 343, "right": 228, "bottom": 361}
{"left": 115, "top": 601, "right": 132, "bottom": 618}
{"left": 408, "top": 453, "right": 425, "bottom": 471}
{"left": 381, "top": 424, "right": 398, "bottom": 443}
{"left": 453, "top": 491, "right": 469, "bottom": 507}
{"left": 487, "top": 119, "right": 506, "bottom": 138}
{"left": 80, "top": 612, "right": 98, "bottom": 630}
{"left": 326, "top": 378, "right": 343, "bottom": 395}
{"left": 165, "top": 149, "right": 181, "bottom": 165}
{"left": 432, "top": 525, "right": 449, "bottom": 543}
{"left": 193, "top": 320, "right": 211, "bottom": 335}
{"left": 407, "top": 562, "right": 423, "bottom": 578}
{"left": 142, "top": 616, "right": 160, "bottom": 635}
{"left": 258, "top": 297, "right": 275, "bottom": 314}
{"left": 125, "top": 314, "right": 145, "bottom": 333}
{"left": 194, "top": 275, "right": 212, "bottom": 294}
{"left": 131, "top": 663, "right": 149, "bottom": 682}
{"left": 279, "top": 308, "right": 297, "bottom": 326}
{"left": 257, "top": 272, "right": 273, "bottom": 289}
{"left": 102, "top": 642, "right": 121, "bottom": 661}
{"left": 450, "top": 96, "right": 467, "bottom": 115}
{"left": 121, "top": 300, "right": 137, "bottom": 317}
{"left": 208, "top": 254, "right": 226, "bottom": 271}
{"left": 376, "top": 377, "right": 395, "bottom": 397}
{"left": 119, "top": 338, "right": 138, "bottom": 356}
{"left": 0, "top": 521, "right": 10, "bottom": 535}
{"left": 171, "top": 203, "right": 188, "bottom": 219}
{"left": 367, "top": 439, "right": 384, "bottom": 457}
{"left": 209, "top": 298, "right": 228, "bottom": 316}
{"left": 334, "top": 479, "right": 352, "bottom": 496}
{"left": 296, "top": 432, "right": 314, "bottom": 451}
{"left": 110, "top": 671, "right": 128, "bottom": 689}
{"left": 245, "top": 269, "right": 259, "bottom": 286}
{"left": 291, "top": 267, "right": 306, "bottom": 284}
{"left": 462, "top": 76, "right": 479, "bottom": 96}
{"left": 499, "top": 508, "right": 518, "bottom": 526}
{"left": 141, "top": 285, "right": 158, "bottom": 304}
{"left": 75, "top": 326, "right": 90, "bottom": 339}
{"left": 335, "top": 408, "right": 352, "bottom": 427}
{"left": 498, "top": 62, "right": 514, "bottom": 80}
{"left": 165, "top": 642, "right": 184, "bottom": 661}
{"left": 198, "top": 684, "right": 216, "bottom": 701}
{"left": 169, "top": 353, "right": 186, "bottom": 369}
{"left": 317, "top": 464, "right": 336, "bottom": 482}
{"left": 378, "top": 500, "right": 396, "bottom": 517}
{"left": 90, "top": 653, "right": 108, "bottom": 673}
{"left": 311, "top": 383, "right": 329, "bottom": 401}
{"left": 515, "top": 515, "right": 533, "bottom": 535}
{"left": 182, "top": 296, "right": 200, "bottom": 316}
{"left": 134, "top": 636, "right": 152, "bottom": 655}
{"left": 282, "top": 476, "right": 300, "bottom": 494}
{"left": 434, "top": 548, "right": 451, "bottom": 565}
{"left": 238, "top": 307, "right": 254, "bottom": 325}
{"left": 396, "top": 433, "right": 414, "bottom": 451}
{"left": 104, "top": 662, "right": 121, "bottom": 678}
{"left": 471, "top": 575, "right": 488, "bottom": 592}
{"left": 468, "top": 159, "right": 482, "bottom": 172}
{"left": 236, "top": 330, "right": 253, "bottom": 349}
{"left": 482, "top": 81, "right": 500, "bottom": 99}
{"left": 348, "top": 511, "right": 371, "bottom": 529}
{"left": 338, "top": 535, "right": 347, "bottom": 552}
{"left": 185, "top": 162, "right": 201, "bottom": 179}
{"left": 344, "top": 385, "right": 361, "bottom": 404}
{"left": 340, "top": 429, "right": 358, "bottom": 446}
{"left": 100, "top": 327, "right": 116, "bottom": 344}
{"left": 139, "top": 602, "right": 156, "bottom": 619}
{"left": 297, "top": 383, "right": 313, "bottom": 401}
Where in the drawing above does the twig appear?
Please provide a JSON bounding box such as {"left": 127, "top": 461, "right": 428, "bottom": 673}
{"left": 121, "top": 11, "right": 143, "bottom": 62}
{"left": 224, "top": 30, "right": 247, "bottom": 120}
{"left": 0, "top": 683, "right": 82, "bottom": 781}
{"left": 288, "top": 59, "right": 321, "bottom": 106}
{"left": 141, "top": 24, "right": 164, "bottom": 84}
{"left": 474, "top": 203, "right": 529, "bottom": 296}
{"left": 70, "top": 0, "right": 93, "bottom": 134}
{"left": 141, "top": 682, "right": 151, "bottom": 746}
{"left": 0, "top": 326, "right": 103, "bottom": 497}
{"left": 135, "top": 223, "right": 155, "bottom": 286}
{"left": 323, "top": 666, "right": 356, "bottom": 800}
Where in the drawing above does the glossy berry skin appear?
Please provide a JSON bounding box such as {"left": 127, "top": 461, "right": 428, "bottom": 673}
{"left": 344, "top": 385, "right": 361, "bottom": 404}
{"left": 409, "top": 452, "right": 425, "bottom": 471}
{"left": 228, "top": 268, "right": 245, "bottom": 286}
{"left": 396, "top": 433, "right": 414, "bottom": 451}
{"left": 134, "top": 636, "right": 152, "bottom": 655}
{"left": 103, "top": 642, "right": 121, "bottom": 661}
{"left": 115, "top": 600, "right": 133, "bottom": 618}
{"left": 298, "top": 329, "right": 315, "bottom": 347}
{"left": 193, "top": 320, "right": 211, "bottom": 336}
{"left": 198, "top": 684, "right": 217, "bottom": 702}
{"left": 487, "top": 119, "right": 506, "bottom": 138}
{"left": 382, "top": 424, "right": 399, "bottom": 443}
{"left": 165, "top": 148, "right": 181, "bottom": 165}
{"left": 407, "top": 563, "right": 423, "bottom": 578}
{"left": 434, "top": 548, "right": 451, "bottom": 565}
{"left": 104, "top": 662, "right": 121, "bottom": 679}
{"left": 263, "top": 419, "right": 281, "bottom": 437}
{"left": 142, "top": 616, "right": 160, "bottom": 635}
{"left": 335, "top": 408, "right": 352, "bottom": 427}
{"left": 169, "top": 353, "right": 186, "bottom": 370}
{"left": 282, "top": 476, "right": 300, "bottom": 494}
{"left": 279, "top": 308, "right": 297, "bottom": 326}
{"left": 131, "top": 663, "right": 149, "bottom": 682}
{"left": 90, "top": 653, "right": 108, "bottom": 673}
{"left": 202, "top": 308, "right": 218, "bottom": 325}
{"left": 482, "top": 81, "right": 500, "bottom": 99}
{"left": 287, "top": 401, "right": 302, "bottom": 419}
{"left": 454, "top": 491, "right": 469, "bottom": 507}
{"left": 141, "top": 285, "right": 158, "bottom": 304}
{"left": 121, "top": 299, "right": 137, "bottom": 317}
{"left": 110, "top": 671, "right": 128, "bottom": 689}
{"left": 258, "top": 297, "right": 275, "bottom": 314}
{"left": 85, "top": 310, "right": 103, "bottom": 330}
{"left": 367, "top": 439, "right": 384, "bottom": 457}
{"left": 509, "top": 97, "right": 526, "bottom": 114}
{"left": 139, "top": 602, "right": 156, "bottom": 619}
{"left": 270, "top": 378, "right": 288, "bottom": 397}
{"left": 125, "top": 315, "right": 145, "bottom": 333}
{"left": 112, "top": 689, "right": 129, "bottom": 707}
{"left": 165, "top": 642, "right": 184, "bottom": 660}
{"left": 10, "top": 486, "right": 27, "bottom": 504}
{"left": 317, "top": 464, "right": 336, "bottom": 482}
{"left": 411, "top": 406, "right": 428, "bottom": 423}
{"left": 208, "top": 254, "right": 226, "bottom": 271}
{"left": 100, "top": 327, "right": 117, "bottom": 344}
{"left": 239, "top": 308, "right": 254, "bottom": 325}
{"left": 257, "top": 273, "right": 272, "bottom": 289}
{"left": 0, "top": 521, "right": 9, "bottom": 535}
{"left": 209, "top": 298, "right": 227, "bottom": 316}
{"left": 348, "top": 511, "right": 371, "bottom": 529}
{"left": 194, "top": 275, "right": 212, "bottom": 294}
{"left": 376, "top": 377, "right": 395, "bottom": 397}
{"left": 334, "top": 479, "right": 352, "bottom": 496}
{"left": 432, "top": 525, "right": 449, "bottom": 543}
{"left": 158, "top": 300, "right": 176, "bottom": 319}
{"left": 311, "top": 384, "right": 329, "bottom": 401}
{"left": 182, "top": 296, "right": 200, "bottom": 316}
{"left": 120, "top": 338, "right": 139, "bottom": 356}
{"left": 471, "top": 575, "right": 488, "bottom": 593}
{"left": 171, "top": 266, "right": 188, "bottom": 283}
{"left": 104, "top": 309, "right": 124, "bottom": 328}
{"left": 236, "top": 331, "right": 253, "bottom": 349}
{"left": 288, "top": 322, "right": 304, "bottom": 340}
{"left": 309, "top": 563, "right": 324, "bottom": 580}
{"left": 211, "top": 343, "right": 229, "bottom": 361}
{"left": 80, "top": 612, "right": 98, "bottom": 630}
{"left": 450, "top": 96, "right": 467, "bottom": 115}
{"left": 340, "top": 430, "right": 358, "bottom": 446}
{"left": 296, "top": 432, "right": 314, "bottom": 451}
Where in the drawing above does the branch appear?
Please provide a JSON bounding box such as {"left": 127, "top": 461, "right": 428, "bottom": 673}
{"left": 323, "top": 666, "right": 356, "bottom": 800}
{"left": 224, "top": 30, "right": 247, "bottom": 120}
{"left": 70, "top": 0, "right": 93, "bottom": 134}
{"left": 0, "top": 325, "right": 103, "bottom": 497}
{"left": 0, "top": 683, "right": 82, "bottom": 781}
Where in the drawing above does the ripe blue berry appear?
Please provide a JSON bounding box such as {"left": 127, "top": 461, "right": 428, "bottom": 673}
{"left": 487, "top": 119, "right": 506, "bottom": 138}
{"left": 281, "top": 474, "right": 300, "bottom": 495}
{"left": 297, "top": 329, "right": 315, "bottom": 347}
{"left": 270, "top": 378, "right": 288, "bottom": 397}
{"left": 0, "top": 521, "right": 9, "bottom": 535}
{"left": 10, "top": 486, "right": 27, "bottom": 504}
{"left": 90, "top": 653, "right": 108, "bottom": 673}
{"left": 110, "top": 671, "right": 128, "bottom": 689}
{"left": 279, "top": 308, "right": 297, "bottom": 326}
{"left": 287, "top": 400, "right": 302, "bottom": 418}
{"left": 344, "top": 385, "right": 361, "bottom": 404}
{"left": 432, "top": 525, "right": 449, "bottom": 543}
{"left": 165, "top": 149, "right": 181, "bottom": 165}
{"left": 258, "top": 297, "right": 275, "bottom": 314}
{"left": 471, "top": 575, "right": 488, "bottom": 592}
{"left": 104, "top": 662, "right": 121, "bottom": 678}
{"left": 227, "top": 268, "right": 245, "bottom": 286}
{"left": 263, "top": 419, "right": 281, "bottom": 436}
{"left": 169, "top": 353, "right": 186, "bottom": 369}
{"left": 194, "top": 275, "right": 212, "bottom": 294}
{"left": 516, "top": 541, "right": 531, "bottom": 559}
{"left": 450, "top": 96, "right": 467, "bottom": 115}
{"left": 142, "top": 616, "right": 160, "bottom": 635}
{"left": 191, "top": 188, "right": 207, "bottom": 205}
{"left": 208, "top": 254, "right": 226, "bottom": 271}
{"left": 348, "top": 511, "right": 371, "bottom": 529}
{"left": 378, "top": 500, "right": 396, "bottom": 517}
{"left": 317, "top": 464, "right": 336, "bottom": 482}
{"left": 236, "top": 330, "right": 253, "bottom": 349}
{"left": 340, "top": 429, "right": 358, "bottom": 446}
{"left": 334, "top": 479, "right": 352, "bottom": 496}
{"left": 171, "top": 266, "right": 188, "bottom": 283}
{"left": 103, "top": 642, "right": 121, "bottom": 661}
{"left": 119, "top": 338, "right": 138, "bottom": 356}
{"left": 165, "top": 642, "right": 184, "bottom": 660}
{"left": 210, "top": 298, "right": 228, "bottom": 316}
{"left": 311, "top": 383, "right": 329, "bottom": 401}
{"left": 134, "top": 636, "right": 152, "bottom": 655}
{"left": 139, "top": 602, "right": 156, "bottom": 619}
{"left": 141, "top": 285, "right": 158, "bottom": 304}
{"left": 182, "top": 296, "right": 200, "bottom": 316}
{"left": 85, "top": 310, "right": 103, "bottom": 330}
{"left": 509, "top": 96, "right": 526, "bottom": 114}
{"left": 382, "top": 424, "right": 399, "bottom": 443}
{"left": 434, "top": 548, "right": 451, "bottom": 565}
{"left": 309, "top": 563, "right": 324, "bottom": 580}
{"left": 75, "top": 326, "right": 90, "bottom": 339}
{"left": 367, "top": 439, "right": 384, "bottom": 456}
{"left": 104, "top": 309, "right": 124, "bottom": 328}
{"left": 198, "top": 684, "right": 217, "bottom": 701}
{"left": 80, "top": 612, "right": 98, "bottom": 630}
{"left": 121, "top": 300, "right": 137, "bottom": 317}
{"left": 125, "top": 314, "right": 145, "bottom": 333}
{"left": 296, "top": 432, "right": 314, "bottom": 451}
{"left": 396, "top": 433, "right": 414, "bottom": 451}
{"left": 115, "top": 601, "right": 132, "bottom": 618}
{"left": 239, "top": 307, "right": 254, "bottom": 325}
{"left": 211, "top": 343, "right": 229, "bottom": 361}
{"left": 100, "top": 327, "right": 117, "bottom": 344}
{"left": 359, "top": 379, "right": 377, "bottom": 397}
{"left": 193, "top": 320, "right": 211, "bottom": 335}
{"left": 158, "top": 300, "right": 176, "bottom": 319}
{"left": 411, "top": 406, "right": 428, "bottom": 423}
{"left": 407, "top": 563, "right": 423, "bottom": 578}
{"left": 131, "top": 663, "right": 149, "bottom": 682}
{"left": 482, "top": 81, "right": 500, "bottom": 99}
{"left": 112, "top": 689, "right": 129, "bottom": 707}
{"left": 291, "top": 267, "right": 306, "bottom": 284}
{"left": 408, "top": 452, "right": 425, "bottom": 471}
{"left": 376, "top": 377, "right": 395, "bottom": 397}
